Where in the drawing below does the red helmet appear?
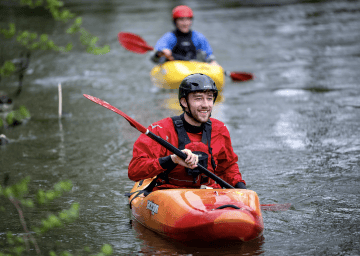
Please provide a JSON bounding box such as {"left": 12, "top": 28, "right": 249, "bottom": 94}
{"left": 172, "top": 5, "right": 193, "bottom": 19}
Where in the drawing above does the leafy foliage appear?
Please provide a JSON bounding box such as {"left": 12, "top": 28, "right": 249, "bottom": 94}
{"left": 0, "top": 61, "right": 16, "bottom": 77}
{"left": 4, "top": 105, "right": 30, "bottom": 126}
{"left": 0, "top": 0, "right": 110, "bottom": 78}
{"left": 0, "top": 177, "right": 113, "bottom": 255}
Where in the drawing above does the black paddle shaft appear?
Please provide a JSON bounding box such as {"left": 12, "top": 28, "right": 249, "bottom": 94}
{"left": 146, "top": 131, "right": 235, "bottom": 189}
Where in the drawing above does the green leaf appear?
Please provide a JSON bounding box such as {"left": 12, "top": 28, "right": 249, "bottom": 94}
{"left": 30, "top": 42, "right": 39, "bottom": 49}
{"left": 59, "top": 251, "right": 72, "bottom": 256}
{"left": 59, "top": 211, "right": 68, "bottom": 220}
{"left": 20, "top": 106, "right": 30, "bottom": 118}
{"left": 37, "top": 189, "right": 46, "bottom": 204}
{"left": 49, "top": 251, "right": 57, "bottom": 256}
{"left": 12, "top": 245, "right": 25, "bottom": 255}
{"left": 32, "top": 227, "right": 41, "bottom": 235}
{"left": 101, "top": 244, "right": 113, "bottom": 255}
{"left": 93, "top": 45, "right": 110, "bottom": 55}
{"left": 35, "top": 0, "right": 44, "bottom": 6}
{"left": 40, "top": 34, "right": 48, "bottom": 42}
{"left": 90, "top": 37, "right": 99, "bottom": 46}
{"left": 60, "top": 180, "right": 73, "bottom": 191}
{"left": 16, "top": 177, "right": 29, "bottom": 194}
{"left": 75, "top": 17, "right": 82, "bottom": 25}
{"left": 30, "top": 32, "right": 37, "bottom": 40}
{"left": 20, "top": 198, "right": 34, "bottom": 208}
{"left": 4, "top": 106, "right": 29, "bottom": 126}
{"left": 4, "top": 187, "right": 14, "bottom": 197}
{"left": 6, "top": 232, "right": 14, "bottom": 245}
{"left": 45, "top": 190, "right": 57, "bottom": 201}
{"left": 5, "top": 111, "right": 15, "bottom": 125}
{"left": 15, "top": 236, "right": 24, "bottom": 244}
{"left": 65, "top": 43, "right": 73, "bottom": 51}
{"left": 0, "top": 23, "right": 16, "bottom": 38}
{"left": 0, "top": 61, "right": 16, "bottom": 77}
{"left": 48, "top": 214, "right": 62, "bottom": 228}
{"left": 48, "top": 40, "right": 55, "bottom": 48}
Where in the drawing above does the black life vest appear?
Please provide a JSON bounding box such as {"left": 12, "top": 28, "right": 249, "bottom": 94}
{"left": 172, "top": 115, "right": 216, "bottom": 171}
{"left": 172, "top": 29, "right": 197, "bottom": 61}
{"left": 156, "top": 115, "right": 216, "bottom": 185}
{"left": 126, "top": 115, "right": 217, "bottom": 206}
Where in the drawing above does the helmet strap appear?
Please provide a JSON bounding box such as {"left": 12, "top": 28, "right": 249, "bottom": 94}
{"left": 183, "top": 98, "right": 194, "bottom": 119}
{"left": 185, "top": 110, "right": 193, "bottom": 119}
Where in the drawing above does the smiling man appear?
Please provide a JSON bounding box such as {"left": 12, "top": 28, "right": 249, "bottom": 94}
{"left": 151, "top": 5, "right": 219, "bottom": 65}
{"left": 128, "top": 73, "right": 246, "bottom": 190}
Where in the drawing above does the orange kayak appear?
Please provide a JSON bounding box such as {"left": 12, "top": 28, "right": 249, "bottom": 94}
{"left": 128, "top": 178, "right": 264, "bottom": 242}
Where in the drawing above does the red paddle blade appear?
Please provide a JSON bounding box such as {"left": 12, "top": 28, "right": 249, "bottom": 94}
{"left": 261, "top": 203, "right": 291, "bottom": 211}
{"left": 83, "top": 94, "right": 148, "bottom": 134}
{"left": 118, "top": 32, "right": 154, "bottom": 54}
{"left": 229, "top": 72, "right": 254, "bottom": 82}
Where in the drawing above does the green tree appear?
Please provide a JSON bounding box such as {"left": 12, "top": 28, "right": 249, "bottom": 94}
{"left": 0, "top": 0, "right": 110, "bottom": 86}
{"left": 0, "top": 176, "right": 113, "bottom": 255}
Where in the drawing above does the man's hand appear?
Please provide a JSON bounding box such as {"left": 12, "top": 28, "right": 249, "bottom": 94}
{"left": 209, "top": 60, "right": 220, "bottom": 66}
{"left": 171, "top": 149, "right": 198, "bottom": 169}
{"left": 157, "top": 49, "right": 174, "bottom": 61}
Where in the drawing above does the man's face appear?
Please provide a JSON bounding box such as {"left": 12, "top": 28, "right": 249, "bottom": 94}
{"left": 181, "top": 91, "right": 214, "bottom": 125}
{"left": 175, "top": 17, "right": 192, "bottom": 33}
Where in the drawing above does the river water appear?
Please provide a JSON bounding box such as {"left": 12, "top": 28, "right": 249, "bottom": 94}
{"left": 1, "top": 0, "right": 360, "bottom": 255}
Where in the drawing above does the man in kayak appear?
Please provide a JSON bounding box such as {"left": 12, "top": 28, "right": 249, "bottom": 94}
{"left": 128, "top": 73, "right": 246, "bottom": 190}
{"left": 150, "top": 5, "right": 219, "bottom": 66}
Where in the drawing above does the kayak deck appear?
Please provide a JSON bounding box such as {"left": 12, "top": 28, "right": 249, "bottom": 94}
{"left": 128, "top": 178, "right": 264, "bottom": 242}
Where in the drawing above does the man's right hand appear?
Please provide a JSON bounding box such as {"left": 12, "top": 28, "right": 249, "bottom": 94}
{"left": 157, "top": 49, "right": 174, "bottom": 61}
{"left": 171, "top": 149, "right": 198, "bottom": 169}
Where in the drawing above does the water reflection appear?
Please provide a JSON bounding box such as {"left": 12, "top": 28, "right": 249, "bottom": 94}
{"left": 131, "top": 219, "right": 264, "bottom": 256}
{"left": 58, "top": 119, "right": 66, "bottom": 164}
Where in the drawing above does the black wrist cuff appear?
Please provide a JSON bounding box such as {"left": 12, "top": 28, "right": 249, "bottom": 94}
{"left": 235, "top": 182, "right": 246, "bottom": 189}
{"left": 155, "top": 51, "right": 162, "bottom": 58}
{"left": 159, "top": 155, "right": 177, "bottom": 170}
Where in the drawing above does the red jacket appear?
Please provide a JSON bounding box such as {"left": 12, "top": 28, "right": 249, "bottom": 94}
{"left": 128, "top": 116, "right": 245, "bottom": 189}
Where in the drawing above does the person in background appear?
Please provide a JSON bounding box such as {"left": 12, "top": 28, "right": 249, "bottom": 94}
{"left": 151, "top": 5, "right": 219, "bottom": 66}
{"left": 128, "top": 73, "right": 245, "bottom": 190}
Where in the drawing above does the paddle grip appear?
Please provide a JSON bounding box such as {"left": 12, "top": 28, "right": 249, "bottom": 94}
{"left": 147, "top": 131, "right": 234, "bottom": 189}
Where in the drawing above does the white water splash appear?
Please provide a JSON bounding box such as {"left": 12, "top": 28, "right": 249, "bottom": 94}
{"left": 274, "top": 111, "right": 306, "bottom": 150}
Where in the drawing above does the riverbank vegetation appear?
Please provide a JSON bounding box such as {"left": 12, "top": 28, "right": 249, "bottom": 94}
{"left": 0, "top": 177, "right": 113, "bottom": 255}
{"left": 1, "top": 0, "right": 110, "bottom": 80}
{"left": 1, "top": 1, "right": 112, "bottom": 254}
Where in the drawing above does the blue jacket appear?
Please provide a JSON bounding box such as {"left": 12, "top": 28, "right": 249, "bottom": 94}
{"left": 153, "top": 30, "right": 215, "bottom": 62}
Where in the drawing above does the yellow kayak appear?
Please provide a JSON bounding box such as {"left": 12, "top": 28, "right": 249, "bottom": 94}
{"left": 150, "top": 61, "right": 225, "bottom": 90}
